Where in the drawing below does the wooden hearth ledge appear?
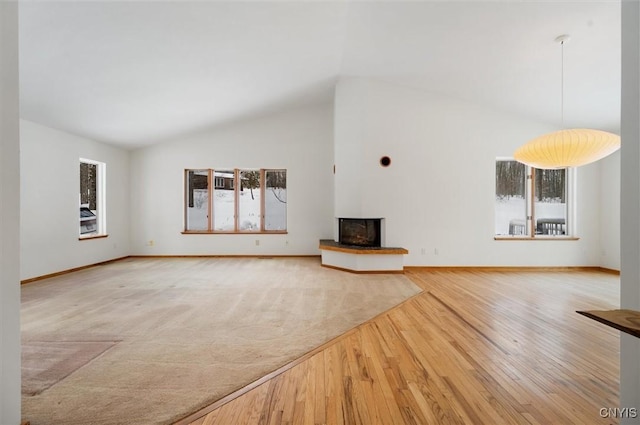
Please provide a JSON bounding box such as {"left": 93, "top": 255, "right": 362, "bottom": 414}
{"left": 576, "top": 309, "right": 640, "bottom": 338}
{"left": 319, "top": 239, "right": 408, "bottom": 255}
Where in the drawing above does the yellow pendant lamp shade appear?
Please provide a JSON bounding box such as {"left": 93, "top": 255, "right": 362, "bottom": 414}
{"left": 514, "top": 34, "right": 620, "bottom": 169}
{"left": 514, "top": 128, "right": 620, "bottom": 169}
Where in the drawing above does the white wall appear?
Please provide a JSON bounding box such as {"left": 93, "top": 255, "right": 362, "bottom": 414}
{"left": 129, "top": 103, "right": 334, "bottom": 255}
{"left": 599, "top": 150, "right": 621, "bottom": 271}
{"left": 620, "top": 0, "right": 640, "bottom": 419}
{"left": 0, "top": 3, "right": 21, "bottom": 423}
{"left": 334, "top": 78, "right": 604, "bottom": 266}
{"left": 20, "top": 120, "right": 131, "bottom": 281}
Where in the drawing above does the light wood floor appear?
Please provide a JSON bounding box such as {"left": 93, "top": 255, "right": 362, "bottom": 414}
{"left": 177, "top": 268, "right": 620, "bottom": 425}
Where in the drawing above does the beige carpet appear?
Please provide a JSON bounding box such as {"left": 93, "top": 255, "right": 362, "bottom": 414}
{"left": 21, "top": 257, "right": 421, "bottom": 425}
{"left": 22, "top": 340, "right": 119, "bottom": 396}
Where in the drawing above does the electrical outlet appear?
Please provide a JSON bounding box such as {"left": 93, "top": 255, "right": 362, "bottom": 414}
{"left": 421, "top": 248, "right": 426, "bottom": 255}
{"left": 148, "top": 240, "right": 154, "bottom": 246}
{"left": 255, "top": 239, "right": 260, "bottom": 246}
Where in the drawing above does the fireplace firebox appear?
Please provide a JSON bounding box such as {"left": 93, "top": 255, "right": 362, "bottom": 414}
{"left": 338, "top": 218, "right": 382, "bottom": 248}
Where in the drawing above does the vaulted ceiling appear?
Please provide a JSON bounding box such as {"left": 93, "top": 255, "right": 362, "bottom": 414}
{"left": 19, "top": 1, "right": 620, "bottom": 150}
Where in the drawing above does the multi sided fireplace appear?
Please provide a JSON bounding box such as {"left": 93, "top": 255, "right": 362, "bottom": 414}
{"left": 338, "top": 218, "right": 382, "bottom": 248}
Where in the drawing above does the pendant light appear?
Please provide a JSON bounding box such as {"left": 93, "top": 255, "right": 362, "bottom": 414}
{"left": 513, "top": 34, "right": 620, "bottom": 169}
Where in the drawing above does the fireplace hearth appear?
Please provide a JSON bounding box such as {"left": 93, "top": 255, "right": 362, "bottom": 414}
{"left": 338, "top": 218, "right": 382, "bottom": 248}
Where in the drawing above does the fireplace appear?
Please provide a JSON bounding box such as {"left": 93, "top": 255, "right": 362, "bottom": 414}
{"left": 338, "top": 218, "right": 382, "bottom": 248}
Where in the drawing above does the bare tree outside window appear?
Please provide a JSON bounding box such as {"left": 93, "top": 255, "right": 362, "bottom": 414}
{"left": 80, "top": 162, "right": 97, "bottom": 210}
{"left": 264, "top": 169, "right": 286, "bottom": 231}
{"left": 239, "top": 170, "right": 260, "bottom": 231}
{"left": 79, "top": 159, "right": 105, "bottom": 236}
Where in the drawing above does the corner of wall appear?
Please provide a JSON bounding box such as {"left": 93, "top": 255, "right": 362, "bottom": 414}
{"left": 0, "top": 3, "right": 22, "bottom": 423}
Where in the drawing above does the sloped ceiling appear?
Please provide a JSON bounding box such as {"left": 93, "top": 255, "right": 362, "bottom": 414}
{"left": 19, "top": 1, "right": 620, "bottom": 149}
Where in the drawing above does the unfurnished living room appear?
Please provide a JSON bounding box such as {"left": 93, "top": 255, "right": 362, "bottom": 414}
{"left": 1, "top": 1, "right": 640, "bottom": 425}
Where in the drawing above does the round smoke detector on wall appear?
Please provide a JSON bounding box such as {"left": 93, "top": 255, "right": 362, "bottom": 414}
{"left": 380, "top": 156, "right": 391, "bottom": 167}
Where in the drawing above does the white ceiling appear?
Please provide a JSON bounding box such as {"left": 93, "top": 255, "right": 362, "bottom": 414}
{"left": 19, "top": 1, "right": 621, "bottom": 150}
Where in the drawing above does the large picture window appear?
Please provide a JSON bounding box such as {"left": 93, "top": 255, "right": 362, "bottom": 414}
{"left": 79, "top": 158, "right": 106, "bottom": 237}
{"left": 495, "top": 159, "right": 572, "bottom": 238}
{"left": 184, "top": 168, "right": 287, "bottom": 233}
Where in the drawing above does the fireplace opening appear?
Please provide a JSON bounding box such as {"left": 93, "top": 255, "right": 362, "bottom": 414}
{"left": 338, "top": 218, "right": 382, "bottom": 248}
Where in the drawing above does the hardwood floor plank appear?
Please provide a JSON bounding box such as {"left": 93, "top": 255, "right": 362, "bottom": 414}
{"left": 279, "top": 365, "right": 299, "bottom": 424}
{"left": 324, "top": 342, "right": 346, "bottom": 425}
{"left": 360, "top": 324, "right": 406, "bottom": 425}
{"left": 260, "top": 374, "right": 286, "bottom": 425}
{"left": 200, "top": 411, "right": 219, "bottom": 425}
{"left": 312, "top": 352, "right": 326, "bottom": 425}
{"left": 230, "top": 380, "right": 271, "bottom": 425}
{"left": 343, "top": 332, "right": 373, "bottom": 425}
{"left": 300, "top": 352, "right": 317, "bottom": 425}
{"left": 188, "top": 416, "right": 207, "bottom": 425}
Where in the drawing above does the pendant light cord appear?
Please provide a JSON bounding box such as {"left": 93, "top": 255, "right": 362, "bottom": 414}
{"left": 554, "top": 34, "right": 570, "bottom": 128}
{"left": 560, "top": 39, "right": 564, "bottom": 127}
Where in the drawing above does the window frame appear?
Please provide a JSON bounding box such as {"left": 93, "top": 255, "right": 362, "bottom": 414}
{"left": 183, "top": 168, "right": 287, "bottom": 234}
{"left": 79, "top": 158, "right": 107, "bottom": 240}
{"left": 494, "top": 158, "right": 577, "bottom": 240}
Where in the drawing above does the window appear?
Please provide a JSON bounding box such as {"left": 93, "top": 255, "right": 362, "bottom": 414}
{"left": 186, "top": 170, "right": 209, "bottom": 231}
{"left": 264, "top": 169, "right": 287, "bottom": 231}
{"left": 495, "top": 159, "right": 572, "bottom": 238}
{"left": 184, "top": 168, "right": 287, "bottom": 233}
{"left": 238, "top": 170, "right": 260, "bottom": 231}
{"left": 79, "top": 158, "right": 106, "bottom": 237}
{"left": 213, "top": 170, "right": 236, "bottom": 231}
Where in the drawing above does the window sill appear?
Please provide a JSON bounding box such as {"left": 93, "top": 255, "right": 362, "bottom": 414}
{"left": 79, "top": 234, "right": 109, "bottom": 241}
{"left": 181, "top": 231, "right": 288, "bottom": 235}
{"left": 494, "top": 236, "right": 579, "bottom": 241}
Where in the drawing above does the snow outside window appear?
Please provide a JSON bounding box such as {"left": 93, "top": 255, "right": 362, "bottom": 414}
{"left": 495, "top": 159, "right": 572, "bottom": 238}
